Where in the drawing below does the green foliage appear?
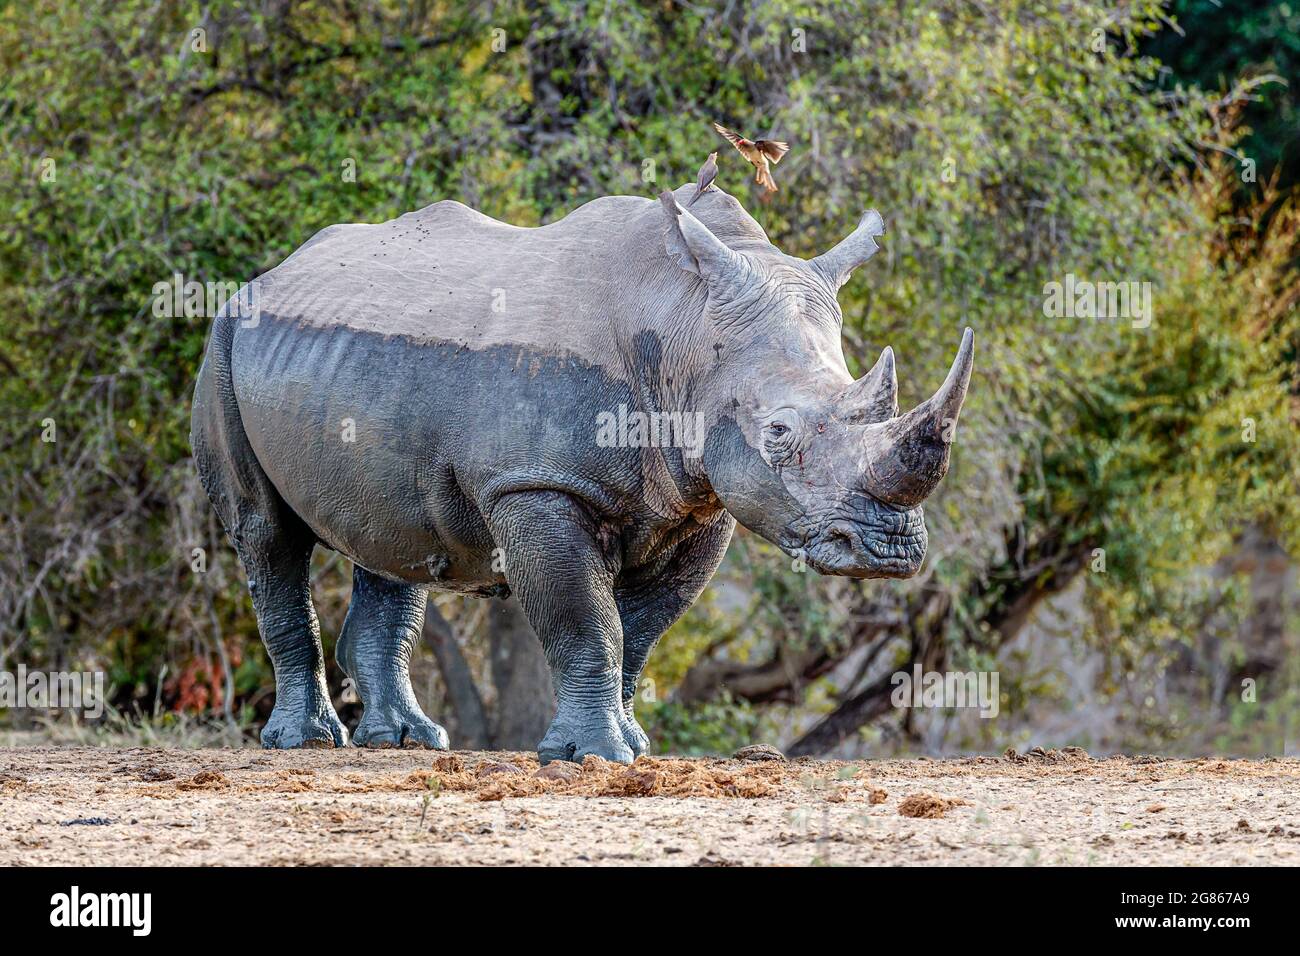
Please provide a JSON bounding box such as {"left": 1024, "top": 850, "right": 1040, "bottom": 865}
{"left": 1145, "top": 0, "right": 1300, "bottom": 188}
{"left": 639, "top": 694, "right": 761, "bottom": 757}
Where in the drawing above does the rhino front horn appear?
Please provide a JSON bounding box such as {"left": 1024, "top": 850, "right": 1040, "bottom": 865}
{"left": 860, "top": 328, "right": 974, "bottom": 509}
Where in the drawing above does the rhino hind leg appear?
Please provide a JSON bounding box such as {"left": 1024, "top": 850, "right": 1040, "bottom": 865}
{"left": 489, "top": 491, "right": 636, "bottom": 765}
{"left": 337, "top": 566, "right": 449, "bottom": 750}
{"left": 191, "top": 313, "right": 345, "bottom": 749}
{"left": 240, "top": 526, "right": 349, "bottom": 749}
{"left": 211, "top": 499, "right": 346, "bottom": 749}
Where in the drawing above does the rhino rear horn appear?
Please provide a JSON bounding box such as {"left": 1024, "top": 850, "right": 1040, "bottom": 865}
{"left": 842, "top": 345, "right": 898, "bottom": 423}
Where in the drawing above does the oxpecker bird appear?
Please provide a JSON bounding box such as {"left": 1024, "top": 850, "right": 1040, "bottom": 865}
{"left": 713, "top": 122, "right": 789, "bottom": 193}
{"left": 687, "top": 151, "right": 719, "bottom": 206}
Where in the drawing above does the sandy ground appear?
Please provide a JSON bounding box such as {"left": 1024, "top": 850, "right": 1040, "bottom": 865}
{"left": 1, "top": 746, "right": 1298, "bottom": 866}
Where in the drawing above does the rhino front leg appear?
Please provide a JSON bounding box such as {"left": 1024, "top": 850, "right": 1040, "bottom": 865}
{"left": 490, "top": 491, "right": 632, "bottom": 764}
{"left": 336, "top": 566, "right": 448, "bottom": 749}
{"left": 616, "top": 516, "right": 735, "bottom": 755}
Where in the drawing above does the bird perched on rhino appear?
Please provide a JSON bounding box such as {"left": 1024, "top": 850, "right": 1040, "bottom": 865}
{"left": 713, "top": 121, "right": 790, "bottom": 193}
{"left": 687, "top": 151, "right": 718, "bottom": 207}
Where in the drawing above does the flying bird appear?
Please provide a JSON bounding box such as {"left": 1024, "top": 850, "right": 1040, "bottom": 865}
{"left": 713, "top": 122, "right": 789, "bottom": 193}
{"left": 687, "top": 151, "right": 719, "bottom": 206}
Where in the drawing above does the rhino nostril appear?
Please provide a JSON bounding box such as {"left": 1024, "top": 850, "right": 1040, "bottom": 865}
{"left": 824, "top": 523, "right": 859, "bottom": 551}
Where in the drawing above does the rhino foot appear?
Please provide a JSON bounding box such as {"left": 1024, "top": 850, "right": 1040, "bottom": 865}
{"left": 261, "top": 701, "right": 349, "bottom": 749}
{"left": 538, "top": 708, "right": 635, "bottom": 765}
{"left": 620, "top": 703, "right": 650, "bottom": 757}
{"left": 352, "top": 706, "right": 449, "bottom": 750}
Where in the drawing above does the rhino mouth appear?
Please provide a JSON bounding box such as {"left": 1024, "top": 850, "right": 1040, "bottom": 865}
{"left": 783, "top": 499, "right": 928, "bottom": 580}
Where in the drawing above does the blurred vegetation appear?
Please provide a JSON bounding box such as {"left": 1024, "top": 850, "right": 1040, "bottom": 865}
{"left": 1145, "top": 0, "right": 1299, "bottom": 191}
{"left": 0, "top": 0, "right": 1296, "bottom": 754}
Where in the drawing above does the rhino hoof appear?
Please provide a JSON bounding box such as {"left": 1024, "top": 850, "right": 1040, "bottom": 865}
{"left": 352, "top": 709, "right": 449, "bottom": 750}
{"left": 261, "top": 707, "right": 349, "bottom": 749}
{"left": 620, "top": 712, "right": 650, "bottom": 757}
{"left": 538, "top": 714, "right": 635, "bottom": 765}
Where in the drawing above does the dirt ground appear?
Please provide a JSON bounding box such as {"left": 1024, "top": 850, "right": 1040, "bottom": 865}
{"left": 2, "top": 746, "right": 1298, "bottom": 866}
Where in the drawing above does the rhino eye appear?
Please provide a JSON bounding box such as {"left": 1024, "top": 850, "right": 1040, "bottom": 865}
{"left": 761, "top": 419, "right": 798, "bottom": 468}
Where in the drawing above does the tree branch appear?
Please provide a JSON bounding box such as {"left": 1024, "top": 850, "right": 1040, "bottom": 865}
{"left": 422, "top": 600, "right": 490, "bottom": 749}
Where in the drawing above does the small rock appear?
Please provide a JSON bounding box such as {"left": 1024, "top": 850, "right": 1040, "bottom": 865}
{"left": 475, "top": 762, "right": 524, "bottom": 778}
{"left": 732, "top": 744, "right": 786, "bottom": 762}
{"left": 535, "top": 762, "right": 583, "bottom": 782}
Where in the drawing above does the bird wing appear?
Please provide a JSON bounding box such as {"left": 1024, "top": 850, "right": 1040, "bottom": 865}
{"left": 687, "top": 169, "right": 710, "bottom": 205}
{"left": 756, "top": 140, "right": 790, "bottom": 164}
{"left": 713, "top": 122, "right": 753, "bottom": 150}
{"left": 695, "top": 158, "right": 715, "bottom": 187}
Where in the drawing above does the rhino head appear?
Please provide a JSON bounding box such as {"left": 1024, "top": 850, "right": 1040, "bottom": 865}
{"left": 659, "top": 190, "right": 973, "bottom": 579}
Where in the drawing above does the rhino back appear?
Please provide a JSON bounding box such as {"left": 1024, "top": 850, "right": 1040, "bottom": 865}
{"left": 253, "top": 188, "right": 772, "bottom": 355}
{"left": 254, "top": 196, "right": 646, "bottom": 359}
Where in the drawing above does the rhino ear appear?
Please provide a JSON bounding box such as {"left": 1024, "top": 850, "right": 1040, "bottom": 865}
{"left": 811, "top": 209, "right": 885, "bottom": 289}
{"left": 659, "top": 190, "right": 748, "bottom": 285}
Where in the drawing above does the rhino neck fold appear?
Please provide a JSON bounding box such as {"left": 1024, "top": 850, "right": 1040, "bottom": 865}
{"left": 614, "top": 279, "right": 727, "bottom": 515}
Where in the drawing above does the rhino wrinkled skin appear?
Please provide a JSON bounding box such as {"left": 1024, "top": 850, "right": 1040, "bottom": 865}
{"left": 190, "top": 183, "right": 973, "bottom": 762}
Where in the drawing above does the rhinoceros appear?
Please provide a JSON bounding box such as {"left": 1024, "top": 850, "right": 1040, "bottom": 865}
{"left": 190, "top": 183, "right": 973, "bottom": 762}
